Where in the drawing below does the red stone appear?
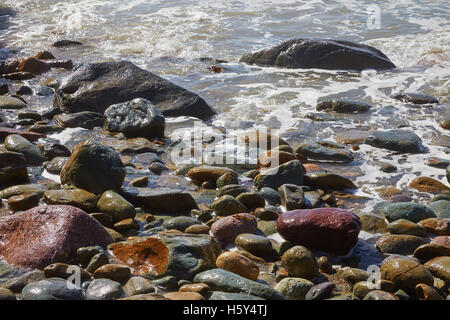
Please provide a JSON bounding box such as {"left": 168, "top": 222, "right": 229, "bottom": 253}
{"left": 277, "top": 208, "right": 361, "bottom": 255}
{"left": 210, "top": 213, "right": 258, "bottom": 244}
{"left": 0, "top": 205, "right": 113, "bottom": 269}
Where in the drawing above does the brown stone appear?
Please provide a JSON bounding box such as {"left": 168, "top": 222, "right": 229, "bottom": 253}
{"left": 187, "top": 166, "right": 235, "bottom": 184}
{"left": 413, "top": 244, "right": 450, "bottom": 262}
{"left": 216, "top": 251, "right": 260, "bottom": 281}
{"left": 0, "top": 205, "right": 113, "bottom": 269}
{"left": 423, "top": 256, "right": 450, "bottom": 282}
{"left": 0, "top": 152, "right": 29, "bottom": 188}
{"left": 18, "top": 57, "right": 50, "bottom": 74}
{"left": 381, "top": 258, "right": 433, "bottom": 294}
{"left": 43, "top": 189, "right": 98, "bottom": 211}
{"left": 7, "top": 193, "right": 39, "bottom": 212}
{"left": 409, "top": 177, "right": 450, "bottom": 195}
{"left": 418, "top": 218, "right": 450, "bottom": 236}
{"left": 93, "top": 264, "right": 131, "bottom": 283}
{"left": 34, "top": 51, "right": 56, "bottom": 60}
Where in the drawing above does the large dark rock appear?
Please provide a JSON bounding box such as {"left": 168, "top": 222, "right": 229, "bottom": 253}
{"left": 54, "top": 60, "right": 216, "bottom": 120}
{"left": 240, "top": 38, "right": 396, "bottom": 72}
{"left": 60, "top": 139, "right": 126, "bottom": 195}
{"left": 0, "top": 205, "right": 113, "bottom": 269}
{"left": 277, "top": 208, "right": 361, "bottom": 255}
{"left": 104, "top": 98, "right": 165, "bottom": 138}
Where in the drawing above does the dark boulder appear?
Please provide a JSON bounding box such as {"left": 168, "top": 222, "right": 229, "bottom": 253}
{"left": 54, "top": 60, "right": 216, "bottom": 120}
{"left": 240, "top": 38, "right": 396, "bottom": 72}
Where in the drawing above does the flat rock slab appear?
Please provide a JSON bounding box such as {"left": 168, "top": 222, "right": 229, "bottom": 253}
{"left": 54, "top": 60, "right": 216, "bottom": 120}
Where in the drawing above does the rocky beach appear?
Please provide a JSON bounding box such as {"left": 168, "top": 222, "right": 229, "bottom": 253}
{"left": 0, "top": 1, "right": 449, "bottom": 301}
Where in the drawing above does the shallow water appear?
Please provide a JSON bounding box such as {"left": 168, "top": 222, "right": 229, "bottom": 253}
{"left": 1, "top": 0, "right": 449, "bottom": 207}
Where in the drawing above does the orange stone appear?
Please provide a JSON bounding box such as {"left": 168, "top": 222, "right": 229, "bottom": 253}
{"left": 163, "top": 292, "right": 205, "bottom": 300}
{"left": 409, "top": 177, "right": 450, "bottom": 195}
{"left": 216, "top": 251, "right": 260, "bottom": 281}
{"left": 109, "top": 237, "right": 169, "bottom": 276}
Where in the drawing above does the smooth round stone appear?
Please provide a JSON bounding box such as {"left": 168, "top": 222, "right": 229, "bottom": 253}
{"left": 317, "top": 256, "right": 333, "bottom": 274}
{"left": 259, "top": 187, "right": 281, "bottom": 205}
{"left": 234, "top": 233, "right": 273, "bottom": 257}
{"left": 86, "top": 278, "right": 124, "bottom": 300}
{"left": 281, "top": 246, "right": 319, "bottom": 279}
{"left": 217, "top": 184, "right": 248, "bottom": 198}
{"left": 427, "top": 200, "right": 450, "bottom": 219}
{"left": 210, "top": 213, "right": 258, "bottom": 244}
{"left": 340, "top": 268, "right": 369, "bottom": 284}
{"left": 7, "top": 192, "right": 40, "bottom": 212}
{"left": 123, "top": 276, "right": 155, "bottom": 296}
{"left": 383, "top": 202, "right": 436, "bottom": 223}
{"left": 363, "top": 290, "right": 399, "bottom": 300}
{"left": 274, "top": 277, "right": 313, "bottom": 300}
{"left": 0, "top": 96, "right": 26, "bottom": 109}
{"left": 22, "top": 278, "right": 84, "bottom": 300}
{"left": 162, "top": 216, "right": 200, "bottom": 232}
{"left": 418, "top": 218, "right": 450, "bottom": 236}
{"left": 212, "top": 195, "right": 249, "bottom": 216}
{"left": 253, "top": 207, "right": 279, "bottom": 221}
{"left": 149, "top": 162, "right": 170, "bottom": 175}
{"left": 77, "top": 245, "right": 106, "bottom": 267}
{"left": 97, "top": 190, "right": 136, "bottom": 223}
{"left": 4, "top": 134, "right": 45, "bottom": 165}
{"left": 2, "top": 271, "right": 46, "bottom": 293}
{"left": 409, "top": 177, "right": 450, "bottom": 195}
{"left": 93, "top": 264, "right": 131, "bottom": 283}
{"left": 413, "top": 244, "right": 450, "bottom": 262}
{"left": 387, "top": 219, "right": 428, "bottom": 237}
{"left": 185, "top": 224, "right": 210, "bottom": 234}
{"left": 86, "top": 253, "right": 109, "bottom": 274}
{"left": 305, "top": 282, "right": 335, "bottom": 300}
{"left": 352, "top": 280, "right": 397, "bottom": 299}
{"left": 381, "top": 258, "right": 434, "bottom": 293}
{"left": 236, "top": 192, "right": 265, "bottom": 211}
{"left": 376, "top": 234, "right": 427, "bottom": 255}
{"left": 424, "top": 257, "right": 450, "bottom": 282}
